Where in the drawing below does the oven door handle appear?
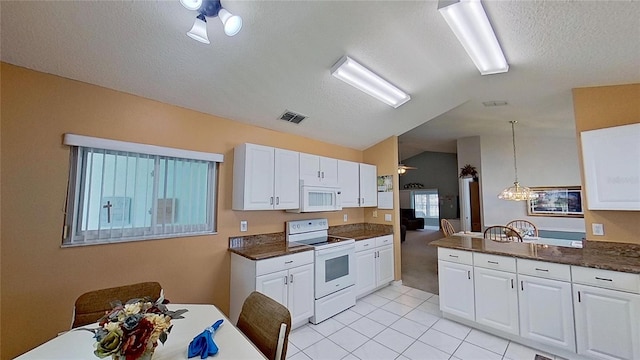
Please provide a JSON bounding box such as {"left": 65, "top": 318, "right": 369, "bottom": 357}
{"left": 316, "top": 245, "right": 354, "bottom": 257}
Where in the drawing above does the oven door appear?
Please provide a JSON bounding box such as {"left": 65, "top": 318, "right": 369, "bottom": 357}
{"left": 315, "top": 243, "right": 355, "bottom": 299}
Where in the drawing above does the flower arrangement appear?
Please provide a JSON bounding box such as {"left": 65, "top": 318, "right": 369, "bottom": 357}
{"left": 93, "top": 297, "right": 187, "bottom": 360}
{"left": 459, "top": 164, "right": 478, "bottom": 179}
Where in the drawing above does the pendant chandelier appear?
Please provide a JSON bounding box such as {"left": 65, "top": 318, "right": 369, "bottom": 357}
{"left": 498, "top": 121, "right": 538, "bottom": 201}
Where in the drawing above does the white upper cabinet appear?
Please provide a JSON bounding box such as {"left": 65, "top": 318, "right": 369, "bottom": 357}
{"left": 300, "top": 153, "right": 338, "bottom": 186}
{"left": 337, "top": 160, "right": 377, "bottom": 208}
{"left": 581, "top": 123, "right": 640, "bottom": 210}
{"left": 232, "top": 143, "right": 300, "bottom": 210}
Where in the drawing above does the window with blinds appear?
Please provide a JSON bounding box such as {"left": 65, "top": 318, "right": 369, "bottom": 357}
{"left": 62, "top": 134, "right": 223, "bottom": 246}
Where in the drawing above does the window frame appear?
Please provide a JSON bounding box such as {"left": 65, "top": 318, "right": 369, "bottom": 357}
{"left": 62, "top": 134, "right": 223, "bottom": 247}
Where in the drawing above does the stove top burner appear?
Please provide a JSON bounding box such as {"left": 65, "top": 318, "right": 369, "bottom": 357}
{"left": 294, "top": 236, "right": 352, "bottom": 247}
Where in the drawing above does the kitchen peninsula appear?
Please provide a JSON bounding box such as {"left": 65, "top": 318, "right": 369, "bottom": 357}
{"left": 430, "top": 235, "right": 640, "bottom": 360}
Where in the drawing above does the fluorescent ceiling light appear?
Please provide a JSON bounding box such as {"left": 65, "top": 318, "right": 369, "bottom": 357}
{"left": 438, "top": 0, "right": 508, "bottom": 75}
{"left": 330, "top": 56, "right": 410, "bottom": 108}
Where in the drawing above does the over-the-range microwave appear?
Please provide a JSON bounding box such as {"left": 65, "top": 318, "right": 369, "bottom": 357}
{"left": 287, "top": 181, "right": 342, "bottom": 213}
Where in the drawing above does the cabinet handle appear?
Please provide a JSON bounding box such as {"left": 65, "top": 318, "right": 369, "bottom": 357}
{"left": 322, "top": 171, "right": 325, "bottom": 178}
{"left": 363, "top": 244, "right": 369, "bottom": 247}
{"left": 535, "top": 268, "right": 549, "bottom": 272}
{"left": 578, "top": 291, "right": 581, "bottom": 302}
{"left": 521, "top": 280, "right": 524, "bottom": 291}
{"left": 290, "top": 274, "right": 294, "bottom": 284}
{"left": 284, "top": 276, "right": 288, "bottom": 285}
{"left": 511, "top": 279, "right": 514, "bottom": 289}
{"left": 448, "top": 255, "right": 459, "bottom": 258}
{"left": 467, "top": 271, "right": 471, "bottom": 280}
{"left": 276, "top": 197, "right": 279, "bottom": 205}
{"left": 284, "top": 260, "right": 293, "bottom": 264}
{"left": 317, "top": 170, "right": 321, "bottom": 178}
{"left": 362, "top": 197, "right": 365, "bottom": 204}
{"left": 270, "top": 197, "right": 274, "bottom": 205}
{"left": 595, "top": 277, "right": 613, "bottom": 281}
{"left": 487, "top": 261, "right": 499, "bottom": 264}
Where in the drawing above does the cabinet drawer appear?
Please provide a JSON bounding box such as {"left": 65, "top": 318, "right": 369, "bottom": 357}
{"left": 376, "top": 235, "right": 393, "bottom": 247}
{"left": 572, "top": 266, "right": 640, "bottom": 294}
{"left": 256, "top": 251, "right": 314, "bottom": 276}
{"left": 518, "top": 259, "right": 571, "bottom": 282}
{"left": 473, "top": 253, "right": 516, "bottom": 272}
{"left": 356, "top": 238, "right": 376, "bottom": 252}
{"left": 438, "top": 248, "right": 473, "bottom": 265}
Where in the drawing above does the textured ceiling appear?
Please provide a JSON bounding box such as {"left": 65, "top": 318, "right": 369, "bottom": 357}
{"left": 2, "top": 1, "right": 639, "bottom": 158}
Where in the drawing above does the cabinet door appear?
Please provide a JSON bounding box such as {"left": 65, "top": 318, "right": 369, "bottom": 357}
{"left": 338, "top": 160, "right": 360, "bottom": 208}
{"left": 574, "top": 284, "right": 640, "bottom": 360}
{"left": 320, "top": 156, "right": 338, "bottom": 185}
{"left": 359, "top": 163, "right": 377, "bottom": 207}
{"left": 288, "top": 264, "right": 314, "bottom": 325}
{"left": 356, "top": 249, "right": 376, "bottom": 297}
{"left": 376, "top": 244, "right": 394, "bottom": 286}
{"left": 438, "top": 260, "right": 475, "bottom": 321}
{"left": 474, "top": 267, "right": 519, "bottom": 335}
{"left": 234, "top": 144, "right": 275, "bottom": 210}
{"left": 256, "top": 270, "right": 288, "bottom": 307}
{"left": 299, "top": 153, "right": 321, "bottom": 185}
{"left": 274, "top": 148, "right": 300, "bottom": 210}
{"left": 519, "top": 275, "right": 575, "bottom": 352}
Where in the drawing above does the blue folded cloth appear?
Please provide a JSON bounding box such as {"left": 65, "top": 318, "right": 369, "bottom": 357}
{"left": 188, "top": 319, "right": 224, "bottom": 359}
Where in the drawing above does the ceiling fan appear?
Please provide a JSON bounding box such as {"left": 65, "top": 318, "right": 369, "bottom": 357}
{"left": 397, "top": 143, "right": 417, "bottom": 175}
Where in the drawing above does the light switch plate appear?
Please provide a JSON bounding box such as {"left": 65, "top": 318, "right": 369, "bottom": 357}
{"left": 343, "top": 214, "right": 348, "bottom": 222}
{"left": 372, "top": 210, "right": 378, "bottom": 218}
{"left": 385, "top": 214, "right": 392, "bottom": 222}
{"left": 240, "top": 221, "right": 248, "bottom": 232}
{"left": 592, "top": 223, "right": 604, "bottom": 236}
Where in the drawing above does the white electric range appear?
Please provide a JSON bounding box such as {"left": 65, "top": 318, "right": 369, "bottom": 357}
{"left": 286, "top": 218, "right": 356, "bottom": 324}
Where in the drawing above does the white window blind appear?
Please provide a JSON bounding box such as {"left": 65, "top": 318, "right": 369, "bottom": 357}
{"left": 63, "top": 134, "right": 223, "bottom": 246}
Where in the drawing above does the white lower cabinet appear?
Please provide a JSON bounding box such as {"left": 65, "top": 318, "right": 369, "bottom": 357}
{"left": 230, "top": 251, "right": 314, "bottom": 329}
{"left": 355, "top": 235, "right": 395, "bottom": 298}
{"left": 518, "top": 274, "right": 575, "bottom": 352}
{"left": 474, "top": 266, "right": 519, "bottom": 334}
{"left": 573, "top": 283, "right": 640, "bottom": 360}
{"left": 438, "top": 248, "right": 475, "bottom": 321}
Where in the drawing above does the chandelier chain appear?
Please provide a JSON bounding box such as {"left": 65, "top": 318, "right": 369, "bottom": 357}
{"left": 511, "top": 120, "right": 518, "bottom": 183}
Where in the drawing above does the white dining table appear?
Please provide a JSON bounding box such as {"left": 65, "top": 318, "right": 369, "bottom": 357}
{"left": 14, "top": 304, "right": 266, "bottom": 360}
{"left": 452, "top": 231, "right": 583, "bottom": 248}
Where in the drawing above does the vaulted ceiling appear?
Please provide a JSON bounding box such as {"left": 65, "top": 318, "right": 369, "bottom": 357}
{"left": 2, "top": 1, "right": 639, "bottom": 159}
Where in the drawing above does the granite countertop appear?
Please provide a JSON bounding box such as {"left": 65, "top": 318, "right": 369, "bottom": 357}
{"left": 228, "top": 232, "right": 313, "bottom": 260}
{"left": 229, "top": 223, "right": 394, "bottom": 260}
{"left": 328, "top": 223, "right": 393, "bottom": 241}
{"left": 430, "top": 235, "right": 640, "bottom": 274}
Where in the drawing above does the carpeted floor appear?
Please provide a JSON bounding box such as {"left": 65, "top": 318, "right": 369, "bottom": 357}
{"left": 400, "top": 229, "right": 444, "bottom": 294}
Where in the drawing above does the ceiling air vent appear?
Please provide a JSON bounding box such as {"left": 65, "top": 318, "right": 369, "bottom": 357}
{"left": 278, "top": 110, "right": 307, "bottom": 124}
{"left": 482, "top": 101, "right": 508, "bottom": 107}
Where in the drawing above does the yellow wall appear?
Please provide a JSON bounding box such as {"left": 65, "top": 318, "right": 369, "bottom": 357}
{"left": 0, "top": 63, "right": 395, "bottom": 358}
{"left": 572, "top": 83, "right": 640, "bottom": 244}
{"left": 363, "top": 136, "right": 402, "bottom": 279}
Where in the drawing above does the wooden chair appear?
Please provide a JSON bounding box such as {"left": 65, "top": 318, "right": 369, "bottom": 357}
{"left": 506, "top": 219, "right": 538, "bottom": 237}
{"left": 483, "top": 225, "right": 523, "bottom": 242}
{"left": 441, "top": 219, "right": 455, "bottom": 237}
{"left": 72, "top": 281, "right": 163, "bottom": 328}
{"left": 237, "top": 291, "right": 291, "bottom": 360}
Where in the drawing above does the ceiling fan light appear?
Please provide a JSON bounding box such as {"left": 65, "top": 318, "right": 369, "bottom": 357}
{"left": 218, "top": 9, "right": 243, "bottom": 36}
{"left": 180, "top": 0, "right": 203, "bottom": 11}
{"left": 187, "top": 15, "right": 210, "bottom": 44}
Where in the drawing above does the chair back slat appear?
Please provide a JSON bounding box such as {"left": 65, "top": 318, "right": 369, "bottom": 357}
{"left": 237, "top": 291, "right": 292, "bottom": 360}
{"left": 441, "top": 219, "right": 455, "bottom": 237}
{"left": 72, "top": 282, "right": 162, "bottom": 328}
{"left": 484, "top": 225, "right": 523, "bottom": 242}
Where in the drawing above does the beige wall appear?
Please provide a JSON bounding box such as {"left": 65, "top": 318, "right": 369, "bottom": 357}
{"left": 0, "top": 63, "right": 396, "bottom": 358}
{"left": 363, "top": 136, "right": 402, "bottom": 279}
{"left": 572, "top": 83, "right": 640, "bottom": 244}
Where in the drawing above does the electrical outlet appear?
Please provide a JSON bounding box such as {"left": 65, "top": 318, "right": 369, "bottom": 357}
{"left": 372, "top": 210, "right": 378, "bottom": 218}
{"left": 240, "top": 221, "right": 248, "bottom": 232}
{"left": 592, "top": 223, "right": 604, "bottom": 236}
{"left": 385, "top": 214, "right": 392, "bottom": 222}
{"left": 343, "top": 214, "right": 348, "bottom": 222}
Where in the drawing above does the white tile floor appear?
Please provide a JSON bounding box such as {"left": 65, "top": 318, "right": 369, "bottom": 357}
{"left": 287, "top": 285, "right": 561, "bottom": 360}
